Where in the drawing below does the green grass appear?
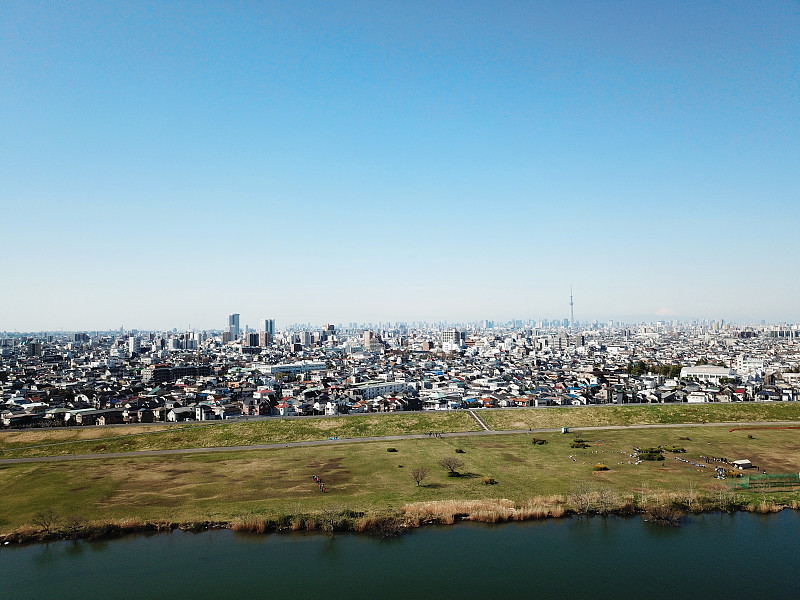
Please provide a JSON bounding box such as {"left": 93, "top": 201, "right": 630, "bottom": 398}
{"left": 3, "top": 403, "right": 800, "bottom": 460}
{"left": 0, "top": 412, "right": 480, "bottom": 459}
{"left": 480, "top": 403, "right": 800, "bottom": 430}
{"left": 2, "top": 425, "right": 799, "bottom": 533}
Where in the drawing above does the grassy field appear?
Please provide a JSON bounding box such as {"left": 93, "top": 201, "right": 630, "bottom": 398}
{"left": 480, "top": 402, "right": 800, "bottom": 430}
{"left": 3, "top": 403, "right": 799, "bottom": 461}
{"left": 2, "top": 423, "right": 800, "bottom": 534}
{"left": 0, "top": 412, "right": 480, "bottom": 459}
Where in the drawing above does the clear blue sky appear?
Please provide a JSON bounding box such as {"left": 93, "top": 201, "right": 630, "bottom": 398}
{"left": 2, "top": 1, "right": 798, "bottom": 331}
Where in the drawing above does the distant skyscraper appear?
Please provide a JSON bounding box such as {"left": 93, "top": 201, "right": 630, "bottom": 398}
{"left": 259, "top": 319, "right": 275, "bottom": 336}
{"left": 227, "top": 314, "right": 240, "bottom": 339}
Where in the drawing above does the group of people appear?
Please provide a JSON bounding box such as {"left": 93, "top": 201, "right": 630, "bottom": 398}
{"left": 312, "top": 474, "right": 327, "bottom": 492}
{"left": 700, "top": 455, "right": 729, "bottom": 464}
{"left": 426, "top": 431, "right": 445, "bottom": 438}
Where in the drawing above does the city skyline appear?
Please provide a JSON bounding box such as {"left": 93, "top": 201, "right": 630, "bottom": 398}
{"left": 2, "top": 2, "right": 798, "bottom": 331}
{"left": 0, "top": 309, "right": 790, "bottom": 336}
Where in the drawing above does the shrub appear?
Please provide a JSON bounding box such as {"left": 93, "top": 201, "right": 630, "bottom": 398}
{"left": 646, "top": 504, "right": 682, "bottom": 526}
{"left": 387, "top": 448, "right": 398, "bottom": 452}
{"left": 637, "top": 447, "right": 665, "bottom": 461}
{"left": 455, "top": 448, "right": 465, "bottom": 453}
{"left": 531, "top": 438, "right": 548, "bottom": 445}
{"left": 593, "top": 464, "right": 609, "bottom": 471}
{"left": 571, "top": 442, "right": 589, "bottom": 449}
{"left": 482, "top": 477, "right": 497, "bottom": 485}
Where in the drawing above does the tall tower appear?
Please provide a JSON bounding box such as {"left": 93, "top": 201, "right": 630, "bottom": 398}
{"left": 259, "top": 319, "right": 275, "bottom": 337}
{"left": 227, "top": 314, "right": 240, "bottom": 339}
{"left": 569, "top": 285, "right": 574, "bottom": 328}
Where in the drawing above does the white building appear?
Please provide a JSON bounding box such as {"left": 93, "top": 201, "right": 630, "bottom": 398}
{"left": 349, "top": 380, "right": 407, "bottom": 400}
{"left": 680, "top": 365, "right": 735, "bottom": 384}
{"left": 260, "top": 361, "right": 326, "bottom": 376}
{"left": 735, "top": 355, "right": 764, "bottom": 377}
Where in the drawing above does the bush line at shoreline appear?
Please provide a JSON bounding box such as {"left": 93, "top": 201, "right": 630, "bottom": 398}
{"left": 4, "top": 493, "right": 799, "bottom": 546}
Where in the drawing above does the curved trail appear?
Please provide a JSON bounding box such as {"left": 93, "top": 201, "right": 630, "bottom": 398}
{"left": 1, "top": 420, "right": 798, "bottom": 464}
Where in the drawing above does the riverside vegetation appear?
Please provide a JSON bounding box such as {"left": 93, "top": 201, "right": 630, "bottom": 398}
{"left": 2, "top": 404, "right": 800, "bottom": 542}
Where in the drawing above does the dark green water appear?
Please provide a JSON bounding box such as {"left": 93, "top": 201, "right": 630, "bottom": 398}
{"left": 4, "top": 512, "right": 800, "bottom": 599}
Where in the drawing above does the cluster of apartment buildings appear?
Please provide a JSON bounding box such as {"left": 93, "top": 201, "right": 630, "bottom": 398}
{"left": 2, "top": 319, "right": 799, "bottom": 428}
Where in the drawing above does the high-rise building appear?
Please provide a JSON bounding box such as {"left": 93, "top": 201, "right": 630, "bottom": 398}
{"left": 227, "top": 314, "right": 240, "bottom": 339}
{"left": 259, "top": 319, "right": 275, "bottom": 336}
{"left": 442, "top": 330, "right": 465, "bottom": 347}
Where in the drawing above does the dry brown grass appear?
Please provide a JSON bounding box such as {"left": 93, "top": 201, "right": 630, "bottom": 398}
{"left": 116, "top": 517, "right": 146, "bottom": 531}
{"left": 748, "top": 501, "right": 782, "bottom": 514}
{"left": 515, "top": 495, "right": 568, "bottom": 519}
{"left": 0, "top": 424, "right": 189, "bottom": 448}
{"left": 403, "top": 497, "right": 570, "bottom": 524}
{"left": 230, "top": 516, "right": 270, "bottom": 534}
{"left": 14, "top": 525, "right": 39, "bottom": 538}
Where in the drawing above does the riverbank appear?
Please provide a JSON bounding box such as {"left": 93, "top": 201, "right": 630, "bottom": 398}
{"left": 4, "top": 489, "right": 800, "bottom": 547}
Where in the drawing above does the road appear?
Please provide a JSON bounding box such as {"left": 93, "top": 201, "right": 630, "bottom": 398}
{"left": 1, "top": 420, "right": 798, "bottom": 464}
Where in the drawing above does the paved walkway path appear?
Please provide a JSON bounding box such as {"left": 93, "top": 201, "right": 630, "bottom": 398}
{"left": 467, "top": 409, "right": 490, "bottom": 431}
{"left": 1, "top": 421, "right": 798, "bottom": 465}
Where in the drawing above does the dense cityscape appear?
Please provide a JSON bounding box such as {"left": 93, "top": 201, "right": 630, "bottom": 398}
{"left": 3, "top": 314, "right": 799, "bottom": 429}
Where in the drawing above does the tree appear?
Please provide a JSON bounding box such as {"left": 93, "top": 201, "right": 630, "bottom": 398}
{"left": 63, "top": 514, "right": 87, "bottom": 539}
{"left": 33, "top": 508, "right": 59, "bottom": 536}
{"left": 438, "top": 456, "right": 464, "bottom": 476}
{"left": 320, "top": 505, "right": 343, "bottom": 536}
{"left": 412, "top": 467, "right": 429, "bottom": 487}
{"left": 631, "top": 360, "right": 648, "bottom": 376}
{"left": 569, "top": 483, "right": 594, "bottom": 514}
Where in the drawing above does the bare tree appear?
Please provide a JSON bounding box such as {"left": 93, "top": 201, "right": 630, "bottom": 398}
{"left": 438, "top": 456, "right": 464, "bottom": 476}
{"left": 320, "top": 505, "right": 342, "bottom": 536}
{"left": 683, "top": 482, "right": 697, "bottom": 510}
{"left": 63, "top": 514, "right": 87, "bottom": 539}
{"left": 597, "top": 488, "right": 617, "bottom": 514}
{"left": 711, "top": 482, "right": 734, "bottom": 511}
{"left": 569, "top": 483, "right": 594, "bottom": 514}
{"left": 33, "top": 508, "right": 59, "bottom": 536}
{"left": 639, "top": 479, "right": 650, "bottom": 511}
{"left": 412, "top": 467, "right": 429, "bottom": 487}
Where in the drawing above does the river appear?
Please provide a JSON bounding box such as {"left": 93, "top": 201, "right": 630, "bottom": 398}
{"left": 4, "top": 511, "right": 800, "bottom": 599}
